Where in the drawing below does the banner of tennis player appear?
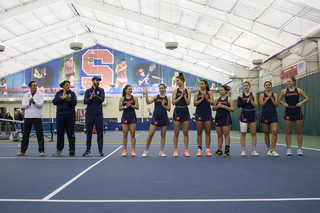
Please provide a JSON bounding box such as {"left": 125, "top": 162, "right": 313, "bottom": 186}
{"left": 1, "top": 45, "right": 220, "bottom": 95}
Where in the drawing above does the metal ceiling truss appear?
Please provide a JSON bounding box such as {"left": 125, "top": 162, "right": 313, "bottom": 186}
{"left": 0, "top": 0, "right": 320, "bottom": 83}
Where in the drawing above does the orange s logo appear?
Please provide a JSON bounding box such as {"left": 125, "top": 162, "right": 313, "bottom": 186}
{"left": 82, "top": 49, "right": 114, "bottom": 91}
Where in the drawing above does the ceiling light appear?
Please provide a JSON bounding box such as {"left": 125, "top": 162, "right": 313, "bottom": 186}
{"left": 0, "top": 45, "right": 5, "bottom": 52}
{"left": 70, "top": 42, "right": 83, "bottom": 51}
{"left": 252, "top": 59, "right": 263, "bottom": 65}
{"left": 165, "top": 42, "right": 178, "bottom": 50}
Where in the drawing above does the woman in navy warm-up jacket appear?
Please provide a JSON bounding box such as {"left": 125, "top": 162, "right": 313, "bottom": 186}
{"left": 52, "top": 80, "right": 77, "bottom": 156}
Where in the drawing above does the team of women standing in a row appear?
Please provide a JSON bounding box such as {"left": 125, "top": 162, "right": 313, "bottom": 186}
{"left": 119, "top": 73, "right": 309, "bottom": 157}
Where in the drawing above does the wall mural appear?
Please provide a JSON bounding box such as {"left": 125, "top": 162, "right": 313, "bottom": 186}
{"left": 0, "top": 45, "right": 221, "bottom": 95}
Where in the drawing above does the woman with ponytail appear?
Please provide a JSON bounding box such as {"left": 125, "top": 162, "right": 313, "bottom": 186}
{"left": 237, "top": 81, "right": 258, "bottom": 156}
{"left": 172, "top": 73, "right": 191, "bottom": 157}
{"left": 212, "top": 85, "right": 235, "bottom": 156}
{"left": 259, "top": 81, "right": 279, "bottom": 156}
{"left": 142, "top": 84, "right": 171, "bottom": 157}
{"left": 119, "top": 85, "right": 139, "bottom": 157}
{"left": 194, "top": 80, "right": 214, "bottom": 157}
{"left": 279, "top": 76, "right": 309, "bottom": 156}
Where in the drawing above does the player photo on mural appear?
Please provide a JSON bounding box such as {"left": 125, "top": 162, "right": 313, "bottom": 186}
{"left": 136, "top": 63, "right": 162, "bottom": 87}
{"left": 115, "top": 58, "right": 128, "bottom": 90}
{"left": 2, "top": 45, "right": 221, "bottom": 95}
{"left": 62, "top": 56, "right": 77, "bottom": 86}
{"left": 32, "top": 65, "right": 53, "bottom": 91}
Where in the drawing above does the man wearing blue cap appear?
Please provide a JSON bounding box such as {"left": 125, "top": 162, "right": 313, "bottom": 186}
{"left": 83, "top": 76, "right": 105, "bottom": 156}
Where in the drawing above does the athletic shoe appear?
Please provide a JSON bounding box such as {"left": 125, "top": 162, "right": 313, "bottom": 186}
{"left": 241, "top": 150, "right": 246, "bottom": 156}
{"left": 69, "top": 150, "right": 75, "bottom": 156}
{"left": 173, "top": 150, "right": 178, "bottom": 157}
{"left": 214, "top": 149, "right": 222, "bottom": 156}
{"left": 17, "top": 152, "right": 25, "bottom": 156}
{"left": 252, "top": 150, "right": 259, "bottom": 156}
{"left": 223, "top": 150, "right": 230, "bottom": 156}
{"left": 286, "top": 149, "right": 292, "bottom": 156}
{"left": 196, "top": 150, "right": 202, "bottom": 157}
{"left": 98, "top": 151, "right": 104, "bottom": 156}
{"left": 206, "top": 150, "right": 212, "bottom": 157}
{"left": 142, "top": 150, "right": 149, "bottom": 157}
{"left": 53, "top": 150, "right": 63, "bottom": 156}
{"left": 82, "top": 150, "right": 91, "bottom": 157}
{"left": 159, "top": 151, "right": 166, "bottom": 157}
{"left": 131, "top": 150, "right": 136, "bottom": 157}
{"left": 270, "top": 149, "right": 279, "bottom": 157}
{"left": 297, "top": 149, "right": 303, "bottom": 156}
{"left": 122, "top": 150, "right": 128, "bottom": 157}
{"left": 184, "top": 150, "right": 190, "bottom": 157}
{"left": 39, "top": 152, "right": 45, "bottom": 156}
{"left": 267, "top": 149, "right": 271, "bottom": 156}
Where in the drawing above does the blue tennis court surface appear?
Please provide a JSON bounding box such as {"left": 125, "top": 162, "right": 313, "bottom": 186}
{"left": 0, "top": 134, "right": 320, "bottom": 212}
{"left": 18, "top": 131, "right": 240, "bottom": 141}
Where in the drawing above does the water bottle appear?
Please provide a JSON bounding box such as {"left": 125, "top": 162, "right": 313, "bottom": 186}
{"left": 17, "top": 143, "right": 21, "bottom": 154}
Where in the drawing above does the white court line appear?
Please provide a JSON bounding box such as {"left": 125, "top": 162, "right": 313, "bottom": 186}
{"left": 0, "top": 145, "right": 87, "bottom": 148}
{"left": 277, "top": 144, "right": 320, "bottom": 152}
{"left": 135, "top": 131, "right": 144, "bottom": 138}
{"left": 1, "top": 197, "right": 320, "bottom": 203}
{"left": 0, "top": 157, "right": 112, "bottom": 160}
{"left": 42, "top": 145, "right": 122, "bottom": 201}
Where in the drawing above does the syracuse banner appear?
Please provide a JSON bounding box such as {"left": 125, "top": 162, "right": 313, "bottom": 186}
{"left": 1, "top": 45, "right": 221, "bottom": 95}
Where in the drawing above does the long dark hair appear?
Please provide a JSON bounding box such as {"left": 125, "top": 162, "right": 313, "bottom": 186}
{"left": 159, "top": 83, "right": 167, "bottom": 88}
{"left": 264, "top": 81, "right": 272, "bottom": 86}
{"left": 200, "top": 80, "right": 209, "bottom": 91}
{"left": 288, "top": 76, "right": 296, "bottom": 86}
{"left": 60, "top": 80, "right": 70, "bottom": 88}
{"left": 176, "top": 72, "right": 185, "bottom": 83}
{"left": 122, "top": 85, "right": 132, "bottom": 97}
{"left": 65, "top": 56, "right": 73, "bottom": 62}
{"left": 220, "top": 85, "right": 230, "bottom": 92}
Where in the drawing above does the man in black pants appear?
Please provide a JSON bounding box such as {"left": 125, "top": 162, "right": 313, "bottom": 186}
{"left": 83, "top": 76, "right": 105, "bottom": 157}
{"left": 17, "top": 81, "right": 45, "bottom": 156}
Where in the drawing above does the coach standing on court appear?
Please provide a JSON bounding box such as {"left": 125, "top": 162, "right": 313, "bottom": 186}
{"left": 17, "top": 81, "right": 45, "bottom": 156}
{"left": 52, "top": 80, "right": 77, "bottom": 156}
{"left": 83, "top": 76, "right": 105, "bottom": 157}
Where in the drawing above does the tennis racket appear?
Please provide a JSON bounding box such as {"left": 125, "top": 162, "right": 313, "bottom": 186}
{"left": 149, "top": 63, "right": 156, "bottom": 72}
{"left": 41, "top": 67, "right": 46, "bottom": 75}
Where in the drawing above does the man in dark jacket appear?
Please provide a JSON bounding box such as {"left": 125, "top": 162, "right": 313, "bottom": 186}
{"left": 83, "top": 76, "right": 105, "bottom": 157}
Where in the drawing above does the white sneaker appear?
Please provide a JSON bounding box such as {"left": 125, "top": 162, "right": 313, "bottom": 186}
{"left": 267, "top": 149, "right": 271, "bottom": 156}
{"left": 241, "top": 150, "right": 246, "bottom": 156}
{"left": 142, "top": 150, "right": 149, "bottom": 157}
{"left": 159, "top": 151, "right": 166, "bottom": 157}
{"left": 286, "top": 149, "right": 292, "bottom": 156}
{"left": 297, "top": 149, "right": 303, "bottom": 156}
{"left": 270, "top": 149, "right": 279, "bottom": 157}
{"left": 252, "top": 150, "right": 259, "bottom": 156}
